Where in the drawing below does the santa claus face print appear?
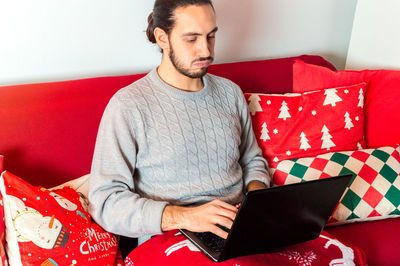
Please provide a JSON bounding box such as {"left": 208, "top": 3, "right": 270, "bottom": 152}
{"left": 50, "top": 192, "right": 77, "bottom": 211}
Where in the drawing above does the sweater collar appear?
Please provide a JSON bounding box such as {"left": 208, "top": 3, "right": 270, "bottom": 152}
{"left": 148, "top": 68, "right": 211, "bottom": 100}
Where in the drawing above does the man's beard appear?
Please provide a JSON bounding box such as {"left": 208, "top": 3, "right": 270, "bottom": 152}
{"left": 169, "top": 45, "right": 213, "bottom": 79}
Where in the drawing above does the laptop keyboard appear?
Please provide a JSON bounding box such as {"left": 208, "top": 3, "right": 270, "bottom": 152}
{"left": 194, "top": 231, "right": 226, "bottom": 252}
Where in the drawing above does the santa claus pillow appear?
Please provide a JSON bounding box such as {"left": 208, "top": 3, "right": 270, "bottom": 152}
{"left": 0, "top": 171, "right": 123, "bottom": 266}
{"left": 245, "top": 83, "right": 367, "bottom": 165}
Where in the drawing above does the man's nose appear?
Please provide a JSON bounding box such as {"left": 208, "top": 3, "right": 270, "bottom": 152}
{"left": 197, "top": 39, "right": 212, "bottom": 58}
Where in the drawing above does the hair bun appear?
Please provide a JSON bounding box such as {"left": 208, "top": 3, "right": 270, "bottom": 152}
{"left": 146, "top": 12, "right": 157, "bottom": 43}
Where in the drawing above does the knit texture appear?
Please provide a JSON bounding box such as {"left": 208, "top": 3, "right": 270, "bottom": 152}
{"left": 89, "top": 69, "right": 270, "bottom": 238}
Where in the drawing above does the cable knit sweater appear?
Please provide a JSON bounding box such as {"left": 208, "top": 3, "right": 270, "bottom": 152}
{"left": 89, "top": 69, "right": 270, "bottom": 238}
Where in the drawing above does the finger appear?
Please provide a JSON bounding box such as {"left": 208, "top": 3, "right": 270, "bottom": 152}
{"left": 211, "top": 205, "right": 237, "bottom": 222}
{"left": 212, "top": 199, "right": 239, "bottom": 213}
{"left": 213, "top": 217, "right": 234, "bottom": 230}
{"left": 209, "top": 225, "right": 229, "bottom": 239}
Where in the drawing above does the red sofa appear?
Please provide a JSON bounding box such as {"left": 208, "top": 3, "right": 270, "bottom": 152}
{"left": 1, "top": 55, "right": 399, "bottom": 265}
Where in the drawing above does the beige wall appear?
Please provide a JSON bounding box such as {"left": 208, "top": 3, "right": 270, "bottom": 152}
{"left": 346, "top": 0, "right": 400, "bottom": 70}
{"left": 0, "top": 0, "right": 357, "bottom": 86}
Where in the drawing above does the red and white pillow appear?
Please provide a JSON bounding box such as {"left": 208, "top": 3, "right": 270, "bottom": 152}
{"left": 245, "top": 83, "right": 366, "bottom": 166}
{"left": 0, "top": 171, "right": 123, "bottom": 266}
{"left": 271, "top": 145, "right": 400, "bottom": 225}
{"left": 125, "top": 229, "right": 366, "bottom": 266}
{"left": 0, "top": 155, "right": 7, "bottom": 266}
{"left": 292, "top": 59, "right": 400, "bottom": 148}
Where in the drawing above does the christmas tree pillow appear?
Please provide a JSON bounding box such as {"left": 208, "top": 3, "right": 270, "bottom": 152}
{"left": 245, "top": 83, "right": 367, "bottom": 165}
{"left": 0, "top": 171, "right": 123, "bottom": 266}
{"left": 292, "top": 59, "right": 400, "bottom": 149}
{"left": 271, "top": 145, "right": 400, "bottom": 225}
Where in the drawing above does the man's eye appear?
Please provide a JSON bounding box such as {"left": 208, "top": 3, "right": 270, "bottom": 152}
{"left": 187, "top": 39, "right": 196, "bottom": 43}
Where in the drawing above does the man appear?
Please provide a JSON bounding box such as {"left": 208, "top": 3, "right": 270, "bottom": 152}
{"left": 88, "top": 0, "right": 270, "bottom": 247}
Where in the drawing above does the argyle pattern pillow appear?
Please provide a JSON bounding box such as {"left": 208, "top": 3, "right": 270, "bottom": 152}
{"left": 271, "top": 145, "right": 400, "bottom": 225}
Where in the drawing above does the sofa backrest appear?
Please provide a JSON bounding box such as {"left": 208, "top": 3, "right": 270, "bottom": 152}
{"left": 0, "top": 55, "right": 335, "bottom": 187}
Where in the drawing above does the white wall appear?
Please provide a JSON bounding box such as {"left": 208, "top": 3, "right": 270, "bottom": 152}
{"left": 346, "top": 0, "right": 400, "bottom": 70}
{"left": 0, "top": 0, "right": 357, "bottom": 86}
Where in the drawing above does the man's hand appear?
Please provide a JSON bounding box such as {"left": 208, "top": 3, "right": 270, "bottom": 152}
{"left": 161, "top": 199, "right": 238, "bottom": 239}
{"left": 247, "top": 180, "right": 267, "bottom": 192}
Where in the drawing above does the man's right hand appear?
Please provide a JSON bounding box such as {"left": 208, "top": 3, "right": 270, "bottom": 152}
{"left": 161, "top": 199, "right": 238, "bottom": 239}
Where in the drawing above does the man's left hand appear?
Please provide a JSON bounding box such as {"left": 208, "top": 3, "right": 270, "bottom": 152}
{"left": 247, "top": 180, "right": 268, "bottom": 192}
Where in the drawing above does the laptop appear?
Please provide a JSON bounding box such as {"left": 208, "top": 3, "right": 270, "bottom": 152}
{"left": 179, "top": 174, "right": 353, "bottom": 262}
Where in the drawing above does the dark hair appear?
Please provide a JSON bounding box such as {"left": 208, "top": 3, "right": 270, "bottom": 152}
{"left": 146, "top": 0, "right": 215, "bottom": 44}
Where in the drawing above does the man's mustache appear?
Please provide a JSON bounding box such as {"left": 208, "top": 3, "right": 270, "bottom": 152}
{"left": 194, "top": 57, "right": 214, "bottom": 63}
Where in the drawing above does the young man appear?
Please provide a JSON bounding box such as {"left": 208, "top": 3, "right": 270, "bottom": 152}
{"left": 89, "top": 0, "right": 270, "bottom": 246}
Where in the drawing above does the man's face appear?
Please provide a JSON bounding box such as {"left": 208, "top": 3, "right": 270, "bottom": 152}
{"left": 167, "top": 4, "right": 217, "bottom": 79}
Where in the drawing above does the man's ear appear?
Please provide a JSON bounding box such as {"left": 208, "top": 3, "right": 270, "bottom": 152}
{"left": 154, "top": 27, "right": 170, "bottom": 51}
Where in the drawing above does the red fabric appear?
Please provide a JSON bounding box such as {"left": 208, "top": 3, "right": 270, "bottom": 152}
{"left": 0, "top": 156, "right": 5, "bottom": 265}
{"left": 245, "top": 83, "right": 366, "bottom": 165}
{"left": 125, "top": 230, "right": 366, "bottom": 266}
{"left": 1, "top": 171, "right": 122, "bottom": 265}
{"left": 0, "top": 74, "right": 144, "bottom": 187}
{"left": 326, "top": 218, "right": 400, "bottom": 266}
{"left": 209, "top": 55, "right": 336, "bottom": 94}
{"left": 0, "top": 155, "right": 3, "bottom": 173}
{"left": 292, "top": 60, "right": 400, "bottom": 148}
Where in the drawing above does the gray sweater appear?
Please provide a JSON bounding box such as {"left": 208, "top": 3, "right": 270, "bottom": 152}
{"left": 89, "top": 69, "right": 270, "bottom": 238}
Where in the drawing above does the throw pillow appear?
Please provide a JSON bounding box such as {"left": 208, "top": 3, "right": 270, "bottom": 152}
{"left": 292, "top": 59, "right": 400, "bottom": 148}
{"left": 245, "top": 83, "right": 366, "bottom": 165}
{"left": 0, "top": 171, "right": 123, "bottom": 266}
{"left": 0, "top": 155, "right": 7, "bottom": 266}
{"left": 50, "top": 174, "right": 90, "bottom": 211}
{"left": 271, "top": 145, "right": 400, "bottom": 225}
{"left": 124, "top": 229, "right": 366, "bottom": 266}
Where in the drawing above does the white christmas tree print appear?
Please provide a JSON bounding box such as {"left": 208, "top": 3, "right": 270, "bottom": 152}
{"left": 278, "top": 100, "right": 291, "bottom": 120}
{"left": 358, "top": 88, "right": 364, "bottom": 108}
{"left": 321, "top": 125, "right": 336, "bottom": 150}
{"left": 248, "top": 94, "right": 262, "bottom": 115}
{"left": 323, "top": 89, "right": 342, "bottom": 107}
{"left": 260, "top": 122, "right": 270, "bottom": 141}
{"left": 299, "top": 132, "right": 311, "bottom": 151}
{"left": 344, "top": 112, "right": 354, "bottom": 130}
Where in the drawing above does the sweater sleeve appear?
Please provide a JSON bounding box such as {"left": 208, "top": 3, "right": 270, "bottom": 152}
{"left": 88, "top": 96, "right": 168, "bottom": 238}
{"left": 235, "top": 86, "right": 271, "bottom": 188}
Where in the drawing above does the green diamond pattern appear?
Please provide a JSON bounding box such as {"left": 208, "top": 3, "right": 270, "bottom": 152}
{"left": 385, "top": 186, "right": 400, "bottom": 206}
{"left": 341, "top": 189, "right": 361, "bottom": 211}
{"left": 379, "top": 164, "right": 398, "bottom": 183}
{"left": 289, "top": 163, "right": 308, "bottom": 178}
{"left": 389, "top": 209, "right": 400, "bottom": 215}
{"left": 371, "top": 149, "right": 390, "bottom": 162}
{"left": 347, "top": 213, "right": 360, "bottom": 220}
{"left": 330, "top": 153, "right": 350, "bottom": 165}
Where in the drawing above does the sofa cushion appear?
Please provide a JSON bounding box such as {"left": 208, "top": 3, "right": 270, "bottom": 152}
{"left": 244, "top": 83, "right": 366, "bottom": 165}
{"left": 326, "top": 218, "right": 400, "bottom": 266}
{"left": 0, "top": 155, "right": 6, "bottom": 266}
{"left": 124, "top": 229, "right": 366, "bottom": 265}
{"left": 209, "top": 54, "right": 336, "bottom": 94}
{"left": 0, "top": 171, "right": 123, "bottom": 265}
{"left": 271, "top": 145, "right": 400, "bottom": 225}
{"left": 292, "top": 60, "right": 400, "bottom": 148}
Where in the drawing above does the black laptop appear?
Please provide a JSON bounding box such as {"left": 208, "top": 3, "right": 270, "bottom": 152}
{"left": 179, "top": 174, "right": 353, "bottom": 262}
